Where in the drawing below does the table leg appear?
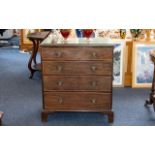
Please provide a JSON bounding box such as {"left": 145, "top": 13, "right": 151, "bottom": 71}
{"left": 0, "top": 111, "right": 4, "bottom": 126}
{"left": 145, "top": 62, "right": 155, "bottom": 110}
{"left": 33, "top": 40, "right": 39, "bottom": 65}
{"left": 107, "top": 112, "right": 114, "bottom": 123}
{"left": 28, "top": 39, "right": 37, "bottom": 79}
{"left": 41, "top": 111, "right": 48, "bottom": 122}
{"left": 100, "top": 111, "right": 114, "bottom": 123}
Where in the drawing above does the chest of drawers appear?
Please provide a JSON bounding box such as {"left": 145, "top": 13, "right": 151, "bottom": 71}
{"left": 40, "top": 39, "right": 114, "bottom": 123}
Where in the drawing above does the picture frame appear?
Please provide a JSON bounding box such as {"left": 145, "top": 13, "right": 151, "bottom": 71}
{"left": 132, "top": 41, "right": 155, "bottom": 88}
{"left": 93, "top": 38, "right": 125, "bottom": 86}
{"left": 111, "top": 39, "right": 125, "bottom": 87}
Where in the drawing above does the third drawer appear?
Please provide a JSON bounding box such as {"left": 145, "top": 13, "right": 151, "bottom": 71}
{"left": 43, "top": 76, "right": 112, "bottom": 92}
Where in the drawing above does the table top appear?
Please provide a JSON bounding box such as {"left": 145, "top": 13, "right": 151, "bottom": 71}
{"left": 27, "top": 31, "right": 50, "bottom": 40}
{"left": 40, "top": 33, "right": 122, "bottom": 47}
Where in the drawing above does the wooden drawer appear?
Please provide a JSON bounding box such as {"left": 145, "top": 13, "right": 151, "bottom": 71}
{"left": 43, "top": 92, "right": 111, "bottom": 111}
{"left": 43, "top": 76, "right": 112, "bottom": 92}
{"left": 42, "top": 61, "right": 112, "bottom": 76}
{"left": 41, "top": 47, "right": 113, "bottom": 61}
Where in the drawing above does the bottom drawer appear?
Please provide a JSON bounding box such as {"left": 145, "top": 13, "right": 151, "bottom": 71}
{"left": 43, "top": 92, "right": 112, "bottom": 111}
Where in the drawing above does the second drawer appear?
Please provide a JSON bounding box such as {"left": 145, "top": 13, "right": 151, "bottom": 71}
{"left": 42, "top": 61, "right": 112, "bottom": 75}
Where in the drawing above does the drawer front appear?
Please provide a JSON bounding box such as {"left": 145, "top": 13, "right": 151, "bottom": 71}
{"left": 43, "top": 76, "right": 112, "bottom": 92}
{"left": 41, "top": 47, "right": 113, "bottom": 61}
{"left": 44, "top": 92, "right": 111, "bottom": 111}
{"left": 42, "top": 61, "right": 112, "bottom": 76}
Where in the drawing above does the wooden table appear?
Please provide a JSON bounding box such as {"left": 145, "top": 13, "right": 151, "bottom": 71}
{"left": 145, "top": 51, "right": 155, "bottom": 111}
{"left": 27, "top": 31, "right": 50, "bottom": 78}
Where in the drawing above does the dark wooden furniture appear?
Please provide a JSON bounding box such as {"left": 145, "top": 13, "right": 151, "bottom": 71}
{"left": 40, "top": 37, "right": 114, "bottom": 123}
{"left": 27, "top": 31, "right": 50, "bottom": 78}
{"left": 20, "top": 29, "right": 52, "bottom": 51}
{"left": 145, "top": 51, "right": 155, "bottom": 111}
{"left": 0, "top": 111, "right": 4, "bottom": 126}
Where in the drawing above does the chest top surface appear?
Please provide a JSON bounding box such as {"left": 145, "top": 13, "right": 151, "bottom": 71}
{"left": 40, "top": 33, "right": 115, "bottom": 48}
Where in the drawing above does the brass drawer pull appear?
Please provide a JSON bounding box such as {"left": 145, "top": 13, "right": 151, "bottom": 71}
{"left": 91, "top": 65, "right": 97, "bottom": 72}
{"left": 91, "top": 81, "right": 97, "bottom": 87}
{"left": 92, "top": 52, "right": 97, "bottom": 58}
{"left": 57, "top": 81, "right": 63, "bottom": 86}
{"left": 91, "top": 98, "right": 96, "bottom": 104}
{"left": 57, "top": 66, "right": 63, "bottom": 72}
{"left": 58, "top": 97, "right": 63, "bottom": 104}
{"left": 54, "top": 51, "right": 62, "bottom": 57}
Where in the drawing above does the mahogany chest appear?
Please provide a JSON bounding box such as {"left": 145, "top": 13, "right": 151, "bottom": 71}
{"left": 40, "top": 37, "right": 114, "bottom": 123}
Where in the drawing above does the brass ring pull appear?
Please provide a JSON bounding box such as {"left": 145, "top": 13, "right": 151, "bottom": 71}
{"left": 57, "top": 66, "right": 63, "bottom": 72}
{"left": 91, "top": 81, "right": 97, "bottom": 87}
{"left": 58, "top": 97, "right": 63, "bottom": 104}
{"left": 91, "top": 65, "right": 96, "bottom": 72}
{"left": 91, "top": 98, "right": 96, "bottom": 104}
{"left": 57, "top": 81, "right": 63, "bottom": 86}
{"left": 92, "top": 52, "right": 97, "bottom": 58}
{"left": 55, "top": 51, "right": 62, "bottom": 57}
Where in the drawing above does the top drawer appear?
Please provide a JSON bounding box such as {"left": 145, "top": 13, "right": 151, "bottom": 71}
{"left": 41, "top": 47, "right": 113, "bottom": 61}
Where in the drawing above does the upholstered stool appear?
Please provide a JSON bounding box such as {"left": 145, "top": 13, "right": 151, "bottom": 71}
{"left": 0, "top": 111, "right": 4, "bottom": 126}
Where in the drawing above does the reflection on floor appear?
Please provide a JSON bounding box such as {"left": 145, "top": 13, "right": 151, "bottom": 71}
{"left": 0, "top": 48, "right": 155, "bottom": 126}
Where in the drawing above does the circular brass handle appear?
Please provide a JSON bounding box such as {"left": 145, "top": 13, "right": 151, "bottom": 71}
{"left": 91, "top": 81, "right": 97, "bottom": 87}
{"left": 91, "top": 98, "right": 96, "bottom": 104}
{"left": 57, "top": 81, "right": 63, "bottom": 86}
{"left": 58, "top": 97, "right": 63, "bottom": 104}
{"left": 57, "top": 66, "right": 63, "bottom": 72}
{"left": 91, "top": 65, "right": 96, "bottom": 72}
{"left": 92, "top": 52, "right": 97, "bottom": 58}
{"left": 55, "top": 51, "right": 62, "bottom": 57}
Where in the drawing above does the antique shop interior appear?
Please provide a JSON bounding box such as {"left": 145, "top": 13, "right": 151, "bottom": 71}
{"left": 0, "top": 29, "right": 155, "bottom": 126}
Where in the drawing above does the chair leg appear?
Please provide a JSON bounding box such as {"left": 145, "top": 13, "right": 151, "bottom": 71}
{"left": 0, "top": 111, "right": 4, "bottom": 126}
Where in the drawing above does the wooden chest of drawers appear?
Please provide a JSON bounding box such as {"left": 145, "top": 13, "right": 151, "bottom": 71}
{"left": 40, "top": 38, "right": 114, "bottom": 123}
